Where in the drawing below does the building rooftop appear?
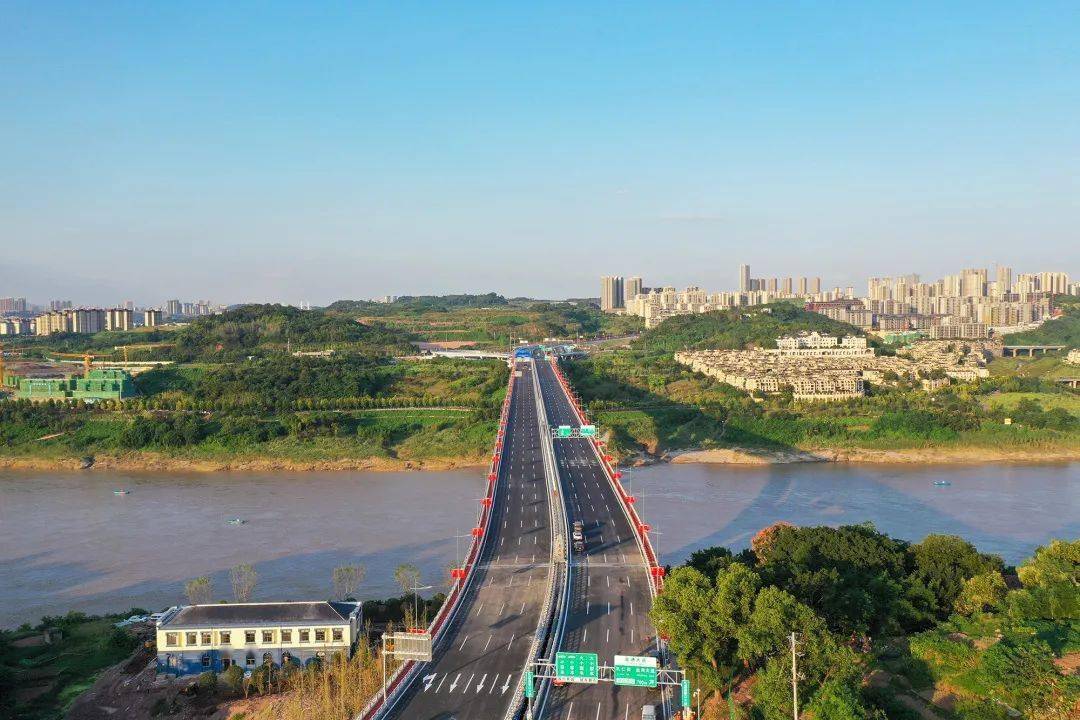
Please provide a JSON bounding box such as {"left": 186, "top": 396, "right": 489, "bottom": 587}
{"left": 160, "top": 601, "right": 360, "bottom": 629}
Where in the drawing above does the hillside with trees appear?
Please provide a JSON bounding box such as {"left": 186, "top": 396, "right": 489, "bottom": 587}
{"left": 653, "top": 526, "right": 1078, "bottom": 720}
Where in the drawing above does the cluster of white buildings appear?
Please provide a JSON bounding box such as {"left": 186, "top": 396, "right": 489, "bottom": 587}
{"left": 675, "top": 332, "right": 993, "bottom": 402}
{"left": 604, "top": 264, "right": 1076, "bottom": 336}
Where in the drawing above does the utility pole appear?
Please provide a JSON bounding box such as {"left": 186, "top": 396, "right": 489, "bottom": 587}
{"left": 790, "top": 632, "right": 799, "bottom": 720}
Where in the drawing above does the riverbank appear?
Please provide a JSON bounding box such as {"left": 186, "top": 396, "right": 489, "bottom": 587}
{"left": 0, "top": 452, "right": 488, "bottom": 473}
{"left": 653, "top": 444, "right": 1080, "bottom": 466}
{"left": 4, "top": 441, "right": 1079, "bottom": 474}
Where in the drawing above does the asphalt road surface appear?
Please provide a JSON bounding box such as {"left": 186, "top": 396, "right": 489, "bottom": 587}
{"left": 385, "top": 361, "right": 552, "bottom": 720}
{"left": 535, "top": 359, "right": 664, "bottom": 720}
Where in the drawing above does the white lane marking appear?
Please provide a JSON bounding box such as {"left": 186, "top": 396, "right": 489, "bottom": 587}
{"left": 607, "top": 602, "right": 611, "bottom": 614}
{"left": 476, "top": 673, "right": 487, "bottom": 692}
{"left": 520, "top": 601, "right": 526, "bottom": 614}
{"left": 583, "top": 627, "right": 588, "bottom": 643}
{"left": 489, "top": 672, "right": 501, "bottom": 694}
{"left": 596, "top": 701, "right": 602, "bottom": 720}
{"left": 476, "top": 602, "right": 484, "bottom": 616}
{"left": 507, "top": 633, "right": 515, "bottom": 650}
{"left": 463, "top": 673, "right": 474, "bottom": 693}
{"left": 606, "top": 627, "right": 610, "bottom": 643}
{"left": 459, "top": 635, "right": 470, "bottom": 651}
{"left": 436, "top": 674, "right": 448, "bottom": 692}
{"left": 631, "top": 627, "right": 635, "bottom": 644}
{"left": 606, "top": 576, "right": 610, "bottom": 588}
{"left": 483, "top": 635, "right": 493, "bottom": 652}
{"left": 630, "top": 602, "right": 634, "bottom": 616}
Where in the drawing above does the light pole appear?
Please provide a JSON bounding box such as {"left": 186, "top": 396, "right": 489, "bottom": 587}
{"left": 694, "top": 687, "right": 701, "bottom": 719}
{"left": 410, "top": 581, "right": 434, "bottom": 628}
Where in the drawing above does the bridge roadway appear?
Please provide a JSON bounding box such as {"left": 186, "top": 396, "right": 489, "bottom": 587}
{"left": 385, "top": 360, "right": 551, "bottom": 720}
{"left": 535, "top": 359, "right": 664, "bottom": 720}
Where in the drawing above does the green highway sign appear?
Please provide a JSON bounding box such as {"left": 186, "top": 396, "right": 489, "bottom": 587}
{"left": 557, "top": 425, "right": 573, "bottom": 438}
{"left": 681, "top": 678, "right": 691, "bottom": 707}
{"left": 579, "top": 424, "right": 597, "bottom": 437}
{"left": 524, "top": 670, "right": 535, "bottom": 698}
{"left": 555, "top": 651, "right": 599, "bottom": 684}
{"left": 613, "top": 655, "right": 658, "bottom": 687}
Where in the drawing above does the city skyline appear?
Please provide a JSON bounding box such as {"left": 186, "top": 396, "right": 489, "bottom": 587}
{"left": 3, "top": 3, "right": 1079, "bottom": 302}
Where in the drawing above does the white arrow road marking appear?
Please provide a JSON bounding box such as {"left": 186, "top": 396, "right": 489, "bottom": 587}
{"left": 476, "top": 673, "right": 487, "bottom": 692}
{"left": 501, "top": 675, "right": 512, "bottom": 693}
{"left": 422, "top": 673, "right": 437, "bottom": 691}
{"left": 449, "top": 673, "right": 461, "bottom": 692}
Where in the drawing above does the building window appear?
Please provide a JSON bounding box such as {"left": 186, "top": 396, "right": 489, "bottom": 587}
{"left": 262, "top": 630, "right": 274, "bottom": 644}
{"left": 281, "top": 630, "right": 292, "bottom": 643}
{"left": 220, "top": 631, "right": 231, "bottom": 644}
{"left": 202, "top": 655, "right": 211, "bottom": 668}
{"left": 222, "top": 658, "right": 232, "bottom": 669}
{"left": 332, "top": 629, "right": 343, "bottom": 642}
{"left": 201, "top": 632, "right": 212, "bottom": 645}
{"left": 245, "top": 631, "right": 256, "bottom": 644}
{"left": 299, "top": 630, "right": 310, "bottom": 643}
{"left": 166, "top": 633, "right": 178, "bottom": 647}
{"left": 186, "top": 632, "right": 197, "bottom": 645}
{"left": 246, "top": 655, "right": 256, "bottom": 667}
{"left": 314, "top": 629, "right": 326, "bottom": 642}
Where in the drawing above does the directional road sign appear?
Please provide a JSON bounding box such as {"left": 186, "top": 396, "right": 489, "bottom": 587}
{"left": 613, "top": 655, "right": 658, "bottom": 687}
{"left": 555, "top": 651, "right": 599, "bottom": 684}
{"left": 681, "top": 678, "right": 691, "bottom": 707}
{"left": 524, "top": 670, "right": 535, "bottom": 698}
{"left": 579, "top": 424, "right": 597, "bottom": 437}
{"left": 556, "top": 425, "right": 573, "bottom": 438}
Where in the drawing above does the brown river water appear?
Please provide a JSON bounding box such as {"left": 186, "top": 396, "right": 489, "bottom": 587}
{"left": 1, "top": 463, "right": 1077, "bottom": 628}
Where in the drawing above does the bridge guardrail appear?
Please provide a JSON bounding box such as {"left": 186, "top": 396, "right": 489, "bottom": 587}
{"left": 358, "top": 364, "right": 517, "bottom": 720}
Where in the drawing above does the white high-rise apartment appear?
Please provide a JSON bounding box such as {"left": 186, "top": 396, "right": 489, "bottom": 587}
{"left": 739, "top": 264, "right": 751, "bottom": 293}
{"left": 625, "top": 276, "right": 643, "bottom": 303}
{"left": 600, "top": 275, "right": 625, "bottom": 312}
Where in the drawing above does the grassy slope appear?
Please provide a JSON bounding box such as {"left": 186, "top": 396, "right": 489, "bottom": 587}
{"left": 0, "top": 358, "right": 508, "bottom": 466}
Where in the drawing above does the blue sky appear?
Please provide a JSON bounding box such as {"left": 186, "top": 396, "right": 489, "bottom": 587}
{"left": 2, "top": 2, "right": 1078, "bottom": 305}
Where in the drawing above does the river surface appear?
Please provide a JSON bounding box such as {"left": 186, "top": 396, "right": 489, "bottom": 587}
{"left": 1, "top": 463, "right": 1077, "bottom": 628}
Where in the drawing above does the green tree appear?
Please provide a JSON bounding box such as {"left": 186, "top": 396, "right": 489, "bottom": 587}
{"left": 230, "top": 564, "right": 258, "bottom": 603}
{"left": 185, "top": 576, "right": 213, "bottom": 605}
{"left": 393, "top": 563, "right": 421, "bottom": 596}
{"left": 1009, "top": 539, "right": 1080, "bottom": 621}
{"left": 332, "top": 564, "right": 366, "bottom": 601}
{"left": 908, "top": 534, "right": 1002, "bottom": 617}
{"left": 955, "top": 571, "right": 1008, "bottom": 615}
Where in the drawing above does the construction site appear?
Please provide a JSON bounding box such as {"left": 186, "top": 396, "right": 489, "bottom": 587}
{"left": 0, "top": 343, "right": 173, "bottom": 402}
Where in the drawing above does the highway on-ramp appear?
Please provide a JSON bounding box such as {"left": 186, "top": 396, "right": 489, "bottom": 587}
{"left": 384, "top": 360, "right": 552, "bottom": 720}
{"left": 535, "top": 359, "right": 665, "bottom": 720}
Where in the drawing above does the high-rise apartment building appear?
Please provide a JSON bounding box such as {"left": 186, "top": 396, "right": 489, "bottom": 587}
{"left": 625, "top": 276, "right": 643, "bottom": 303}
{"left": 106, "top": 308, "right": 133, "bottom": 332}
{"left": 143, "top": 309, "right": 163, "bottom": 327}
{"left": 165, "top": 299, "right": 182, "bottom": 317}
{"left": 738, "top": 264, "right": 751, "bottom": 293}
{"left": 600, "top": 276, "right": 625, "bottom": 312}
{"left": 0, "top": 297, "right": 27, "bottom": 314}
{"left": 810, "top": 277, "right": 821, "bottom": 294}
